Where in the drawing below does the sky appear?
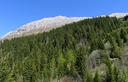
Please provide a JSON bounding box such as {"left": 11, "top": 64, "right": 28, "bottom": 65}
{"left": 0, "top": 0, "right": 128, "bottom": 37}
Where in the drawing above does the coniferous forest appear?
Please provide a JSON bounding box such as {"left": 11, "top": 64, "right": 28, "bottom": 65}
{"left": 1, "top": 16, "right": 128, "bottom": 82}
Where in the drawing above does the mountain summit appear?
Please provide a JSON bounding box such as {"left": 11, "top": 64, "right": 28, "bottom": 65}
{"left": 2, "top": 13, "right": 128, "bottom": 40}
{"left": 2, "top": 16, "right": 88, "bottom": 39}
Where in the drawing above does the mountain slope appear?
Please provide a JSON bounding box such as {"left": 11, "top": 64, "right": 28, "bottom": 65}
{"left": 2, "top": 13, "right": 128, "bottom": 40}
{"left": 2, "top": 16, "right": 89, "bottom": 39}
{"left": 1, "top": 16, "right": 128, "bottom": 82}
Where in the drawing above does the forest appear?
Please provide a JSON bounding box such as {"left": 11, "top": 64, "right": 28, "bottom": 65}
{"left": 1, "top": 16, "right": 128, "bottom": 82}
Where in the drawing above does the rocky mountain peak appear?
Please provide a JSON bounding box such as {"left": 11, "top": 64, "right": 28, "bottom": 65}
{"left": 2, "top": 16, "right": 88, "bottom": 39}
{"left": 2, "top": 13, "right": 128, "bottom": 40}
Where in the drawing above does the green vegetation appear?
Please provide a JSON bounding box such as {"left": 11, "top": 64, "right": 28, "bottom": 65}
{"left": 1, "top": 16, "right": 128, "bottom": 82}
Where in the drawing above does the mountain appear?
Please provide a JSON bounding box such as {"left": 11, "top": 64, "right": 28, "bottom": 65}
{"left": 1, "top": 14, "right": 128, "bottom": 82}
{"left": 2, "top": 16, "right": 89, "bottom": 39}
{"left": 109, "top": 13, "right": 128, "bottom": 18}
{"left": 2, "top": 13, "right": 128, "bottom": 40}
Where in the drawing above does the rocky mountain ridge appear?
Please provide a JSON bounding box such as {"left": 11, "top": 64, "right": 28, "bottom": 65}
{"left": 2, "top": 13, "right": 128, "bottom": 40}
{"left": 2, "top": 16, "right": 89, "bottom": 39}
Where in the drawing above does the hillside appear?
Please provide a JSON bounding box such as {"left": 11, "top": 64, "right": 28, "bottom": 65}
{"left": 2, "top": 16, "right": 87, "bottom": 39}
{"left": 2, "top": 13, "right": 128, "bottom": 40}
{"left": 1, "top": 16, "right": 128, "bottom": 82}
